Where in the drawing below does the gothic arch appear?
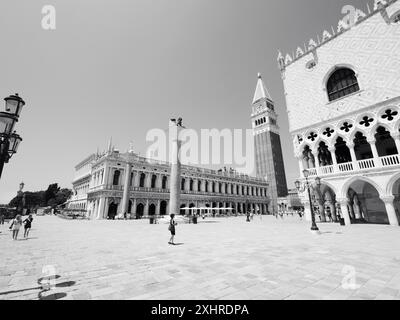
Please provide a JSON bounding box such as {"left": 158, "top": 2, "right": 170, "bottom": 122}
{"left": 339, "top": 175, "right": 385, "bottom": 199}
{"left": 386, "top": 172, "right": 400, "bottom": 197}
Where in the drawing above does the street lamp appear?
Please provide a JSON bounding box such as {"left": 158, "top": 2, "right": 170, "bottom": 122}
{"left": 295, "top": 169, "right": 320, "bottom": 233}
{"left": 0, "top": 93, "right": 25, "bottom": 179}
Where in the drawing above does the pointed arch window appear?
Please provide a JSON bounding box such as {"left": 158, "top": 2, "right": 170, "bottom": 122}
{"left": 327, "top": 68, "right": 359, "bottom": 102}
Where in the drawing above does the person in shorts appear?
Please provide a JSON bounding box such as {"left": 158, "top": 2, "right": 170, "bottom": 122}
{"left": 9, "top": 215, "right": 23, "bottom": 240}
{"left": 23, "top": 214, "right": 34, "bottom": 238}
{"left": 168, "top": 214, "right": 177, "bottom": 245}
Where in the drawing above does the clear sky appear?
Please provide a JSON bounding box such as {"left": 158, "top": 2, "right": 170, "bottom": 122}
{"left": 0, "top": 0, "right": 371, "bottom": 203}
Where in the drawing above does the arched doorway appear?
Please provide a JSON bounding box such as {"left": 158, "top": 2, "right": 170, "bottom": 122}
{"left": 136, "top": 203, "right": 144, "bottom": 219}
{"left": 162, "top": 176, "right": 167, "bottom": 189}
{"left": 375, "top": 126, "right": 398, "bottom": 156}
{"left": 346, "top": 180, "right": 388, "bottom": 224}
{"left": 108, "top": 202, "right": 118, "bottom": 220}
{"left": 128, "top": 200, "right": 132, "bottom": 214}
{"left": 160, "top": 201, "right": 167, "bottom": 216}
{"left": 354, "top": 132, "right": 373, "bottom": 160}
{"left": 335, "top": 137, "right": 352, "bottom": 164}
{"left": 149, "top": 203, "right": 156, "bottom": 216}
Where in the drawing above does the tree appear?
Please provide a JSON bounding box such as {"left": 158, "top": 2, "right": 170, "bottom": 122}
{"left": 43, "top": 183, "right": 60, "bottom": 205}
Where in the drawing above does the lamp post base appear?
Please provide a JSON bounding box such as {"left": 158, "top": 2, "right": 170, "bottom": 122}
{"left": 310, "top": 228, "right": 321, "bottom": 235}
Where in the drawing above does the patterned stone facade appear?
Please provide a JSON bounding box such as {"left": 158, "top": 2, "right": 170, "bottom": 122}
{"left": 280, "top": 0, "right": 400, "bottom": 226}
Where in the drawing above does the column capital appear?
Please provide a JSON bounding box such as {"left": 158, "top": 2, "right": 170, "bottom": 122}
{"left": 380, "top": 195, "right": 395, "bottom": 203}
{"left": 336, "top": 198, "right": 349, "bottom": 205}
{"left": 392, "top": 133, "right": 400, "bottom": 140}
{"left": 347, "top": 142, "right": 355, "bottom": 149}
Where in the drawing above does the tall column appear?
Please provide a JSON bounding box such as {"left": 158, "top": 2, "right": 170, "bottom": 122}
{"left": 368, "top": 139, "right": 381, "bottom": 167}
{"left": 169, "top": 119, "right": 183, "bottom": 216}
{"left": 120, "top": 163, "right": 131, "bottom": 218}
{"left": 97, "top": 198, "right": 105, "bottom": 220}
{"left": 348, "top": 142, "right": 357, "bottom": 169}
{"left": 329, "top": 201, "right": 337, "bottom": 222}
{"left": 312, "top": 148, "right": 320, "bottom": 174}
{"left": 337, "top": 198, "right": 351, "bottom": 226}
{"left": 328, "top": 146, "right": 338, "bottom": 171}
{"left": 144, "top": 199, "right": 149, "bottom": 216}
{"left": 382, "top": 196, "right": 399, "bottom": 226}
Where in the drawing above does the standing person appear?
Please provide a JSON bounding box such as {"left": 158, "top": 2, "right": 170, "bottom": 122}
{"left": 250, "top": 211, "right": 254, "bottom": 221}
{"left": 168, "top": 214, "right": 177, "bottom": 245}
{"left": 0, "top": 211, "right": 5, "bottom": 225}
{"left": 23, "top": 214, "right": 34, "bottom": 239}
{"left": 9, "top": 215, "right": 23, "bottom": 240}
{"left": 246, "top": 211, "right": 250, "bottom": 222}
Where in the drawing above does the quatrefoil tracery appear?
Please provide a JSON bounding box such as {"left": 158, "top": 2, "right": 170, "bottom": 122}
{"left": 359, "top": 116, "right": 374, "bottom": 128}
{"left": 323, "top": 127, "right": 335, "bottom": 137}
{"left": 307, "top": 132, "right": 318, "bottom": 141}
{"left": 340, "top": 122, "right": 353, "bottom": 133}
{"left": 381, "top": 109, "right": 398, "bottom": 122}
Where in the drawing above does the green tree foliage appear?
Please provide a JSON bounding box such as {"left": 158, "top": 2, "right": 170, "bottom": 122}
{"left": 8, "top": 184, "right": 72, "bottom": 209}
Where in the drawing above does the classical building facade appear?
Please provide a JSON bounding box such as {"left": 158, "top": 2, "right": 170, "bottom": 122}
{"left": 68, "top": 146, "right": 269, "bottom": 219}
{"left": 279, "top": 0, "right": 400, "bottom": 226}
{"left": 251, "top": 74, "right": 288, "bottom": 214}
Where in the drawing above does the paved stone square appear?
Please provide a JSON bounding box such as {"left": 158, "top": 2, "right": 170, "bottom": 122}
{"left": 0, "top": 215, "right": 400, "bottom": 300}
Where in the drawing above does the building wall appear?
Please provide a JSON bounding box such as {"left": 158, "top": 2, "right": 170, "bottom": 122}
{"left": 284, "top": 7, "right": 400, "bottom": 134}
{"left": 71, "top": 151, "right": 270, "bottom": 219}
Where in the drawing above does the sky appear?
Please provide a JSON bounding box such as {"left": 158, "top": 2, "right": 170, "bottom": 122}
{"left": 0, "top": 0, "right": 372, "bottom": 203}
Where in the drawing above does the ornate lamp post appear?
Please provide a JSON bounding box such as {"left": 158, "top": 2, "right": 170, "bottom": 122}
{"left": 295, "top": 169, "right": 321, "bottom": 232}
{"left": 0, "top": 94, "right": 25, "bottom": 179}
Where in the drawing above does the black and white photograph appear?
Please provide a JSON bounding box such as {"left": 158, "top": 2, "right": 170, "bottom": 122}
{"left": 0, "top": 0, "right": 400, "bottom": 310}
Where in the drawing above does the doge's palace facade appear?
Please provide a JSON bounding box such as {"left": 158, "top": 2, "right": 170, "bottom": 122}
{"left": 279, "top": 0, "right": 400, "bottom": 226}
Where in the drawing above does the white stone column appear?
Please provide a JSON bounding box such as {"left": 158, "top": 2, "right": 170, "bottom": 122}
{"left": 200, "top": 180, "right": 206, "bottom": 192}
{"left": 312, "top": 148, "right": 320, "bottom": 174}
{"left": 382, "top": 196, "right": 399, "bottom": 226}
{"left": 144, "top": 199, "right": 149, "bottom": 216}
{"left": 328, "top": 146, "right": 338, "bottom": 172}
{"left": 120, "top": 163, "right": 131, "bottom": 217}
{"left": 169, "top": 120, "right": 183, "bottom": 216}
{"left": 338, "top": 198, "right": 351, "bottom": 226}
{"left": 368, "top": 139, "right": 381, "bottom": 167}
{"left": 97, "top": 198, "right": 105, "bottom": 220}
{"left": 156, "top": 200, "right": 161, "bottom": 216}
{"left": 348, "top": 142, "right": 358, "bottom": 169}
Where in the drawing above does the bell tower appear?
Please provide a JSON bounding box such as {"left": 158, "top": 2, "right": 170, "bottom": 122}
{"left": 251, "top": 73, "right": 288, "bottom": 214}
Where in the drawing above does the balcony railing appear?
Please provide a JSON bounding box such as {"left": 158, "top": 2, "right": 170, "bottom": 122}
{"left": 306, "top": 154, "right": 400, "bottom": 178}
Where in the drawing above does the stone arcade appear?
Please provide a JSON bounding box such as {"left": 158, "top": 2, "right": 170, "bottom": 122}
{"left": 68, "top": 142, "right": 269, "bottom": 219}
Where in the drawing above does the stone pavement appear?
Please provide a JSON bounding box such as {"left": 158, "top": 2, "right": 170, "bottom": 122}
{"left": 0, "top": 215, "right": 400, "bottom": 300}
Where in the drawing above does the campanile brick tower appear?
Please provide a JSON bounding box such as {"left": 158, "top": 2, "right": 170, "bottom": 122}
{"left": 251, "top": 73, "right": 288, "bottom": 214}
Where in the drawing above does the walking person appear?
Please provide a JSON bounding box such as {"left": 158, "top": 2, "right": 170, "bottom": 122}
{"left": 23, "top": 214, "right": 34, "bottom": 239}
{"left": 168, "top": 214, "right": 177, "bottom": 245}
{"left": 9, "top": 215, "right": 23, "bottom": 240}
